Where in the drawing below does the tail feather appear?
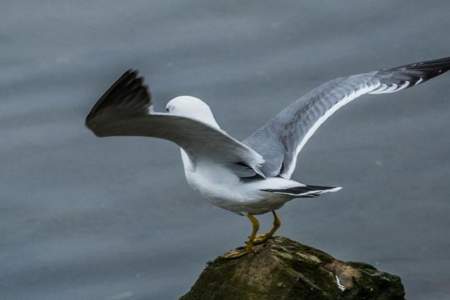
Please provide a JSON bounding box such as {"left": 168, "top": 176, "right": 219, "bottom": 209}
{"left": 262, "top": 184, "right": 342, "bottom": 197}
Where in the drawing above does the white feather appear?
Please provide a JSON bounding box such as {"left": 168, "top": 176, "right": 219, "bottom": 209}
{"left": 282, "top": 84, "right": 377, "bottom": 178}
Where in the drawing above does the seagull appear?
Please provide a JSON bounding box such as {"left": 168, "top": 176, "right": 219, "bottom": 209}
{"left": 86, "top": 57, "right": 450, "bottom": 258}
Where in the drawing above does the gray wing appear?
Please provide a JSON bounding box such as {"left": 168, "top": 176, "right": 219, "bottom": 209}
{"left": 86, "top": 70, "right": 264, "bottom": 175}
{"left": 244, "top": 56, "right": 450, "bottom": 178}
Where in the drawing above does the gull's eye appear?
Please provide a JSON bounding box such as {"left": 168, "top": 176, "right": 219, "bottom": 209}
{"left": 166, "top": 107, "right": 170, "bottom": 112}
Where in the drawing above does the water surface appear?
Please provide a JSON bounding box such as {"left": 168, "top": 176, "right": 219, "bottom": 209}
{"left": 1, "top": 1, "right": 450, "bottom": 299}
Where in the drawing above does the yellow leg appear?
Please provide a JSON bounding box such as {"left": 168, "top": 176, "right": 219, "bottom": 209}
{"left": 245, "top": 213, "right": 260, "bottom": 252}
{"left": 254, "top": 210, "right": 281, "bottom": 244}
{"left": 223, "top": 213, "right": 260, "bottom": 259}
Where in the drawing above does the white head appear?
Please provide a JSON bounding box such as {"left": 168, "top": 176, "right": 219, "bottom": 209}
{"left": 165, "top": 96, "right": 221, "bottom": 129}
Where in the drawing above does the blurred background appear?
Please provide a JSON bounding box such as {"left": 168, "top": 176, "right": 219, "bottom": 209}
{"left": 1, "top": 1, "right": 450, "bottom": 299}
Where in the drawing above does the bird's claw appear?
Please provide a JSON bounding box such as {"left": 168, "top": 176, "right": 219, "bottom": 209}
{"left": 223, "top": 248, "right": 249, "bottom": 259}
{"left": 253, "top": 233, "right": 272, "bottom": 245}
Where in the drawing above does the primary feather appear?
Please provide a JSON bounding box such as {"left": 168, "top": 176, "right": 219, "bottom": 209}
{"left": 85, "top": 70, "right": 265, "bottom": 175}
{"left": 244, "top": 57, "right": 450, "bottom": 178}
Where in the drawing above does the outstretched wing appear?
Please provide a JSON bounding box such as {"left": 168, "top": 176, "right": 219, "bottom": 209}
{"left": 244, "top": 57, "right": 450, "bottom": 178}
{"left": 86, "top": 70, "right": 264, "bottom": 174}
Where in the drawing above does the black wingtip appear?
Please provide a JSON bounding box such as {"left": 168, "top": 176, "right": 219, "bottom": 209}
{"left": 261, "top": 184, "right": 341, "bottom": 196}
{"left": 85, "top": 69, "right": 152, "bottom": 129}
{"left": 388, "top": 56, "right": 450, "bottom": 81}
{"left": 373, "top": 56, "right": 450, "bottom": 92}
{"left": 388, "top": 56, "right": 450, "bottom": 70}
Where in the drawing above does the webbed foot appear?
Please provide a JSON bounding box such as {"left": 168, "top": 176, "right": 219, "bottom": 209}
{"left": 223, "top": 247, "right": 249, "bottom": 259}
{"left": 253, "top": 233, "right": 272, "bottom": 245}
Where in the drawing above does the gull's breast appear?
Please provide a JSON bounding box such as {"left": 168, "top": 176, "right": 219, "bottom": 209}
{"left": 179, "top": 149, "right": 295, "bottom": 214}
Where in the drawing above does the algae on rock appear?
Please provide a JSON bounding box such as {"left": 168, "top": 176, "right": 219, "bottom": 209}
{"left": 180, "top": 236, "right": 405, "bottom": 300}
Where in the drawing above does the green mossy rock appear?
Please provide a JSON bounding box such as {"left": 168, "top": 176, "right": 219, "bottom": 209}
{"left": 180, "top": 236, "right": 405, "bottom": 300}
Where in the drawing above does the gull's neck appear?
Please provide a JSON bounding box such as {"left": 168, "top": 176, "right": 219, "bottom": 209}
{"left": 187, "top": 112, "right": 221, "bottom": 130}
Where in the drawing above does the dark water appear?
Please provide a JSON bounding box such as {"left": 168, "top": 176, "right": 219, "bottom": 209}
{"left": 1, "top": 1, "right": 450, "bottom": 299}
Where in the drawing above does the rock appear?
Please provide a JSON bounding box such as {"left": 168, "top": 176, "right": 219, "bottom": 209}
{"left": 180, "top": 236, "right": 405, "bottom": 300}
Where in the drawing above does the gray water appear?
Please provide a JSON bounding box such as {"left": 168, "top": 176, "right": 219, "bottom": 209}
{"left": 1, "top": 1, "right": 450, "bottom": 299}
